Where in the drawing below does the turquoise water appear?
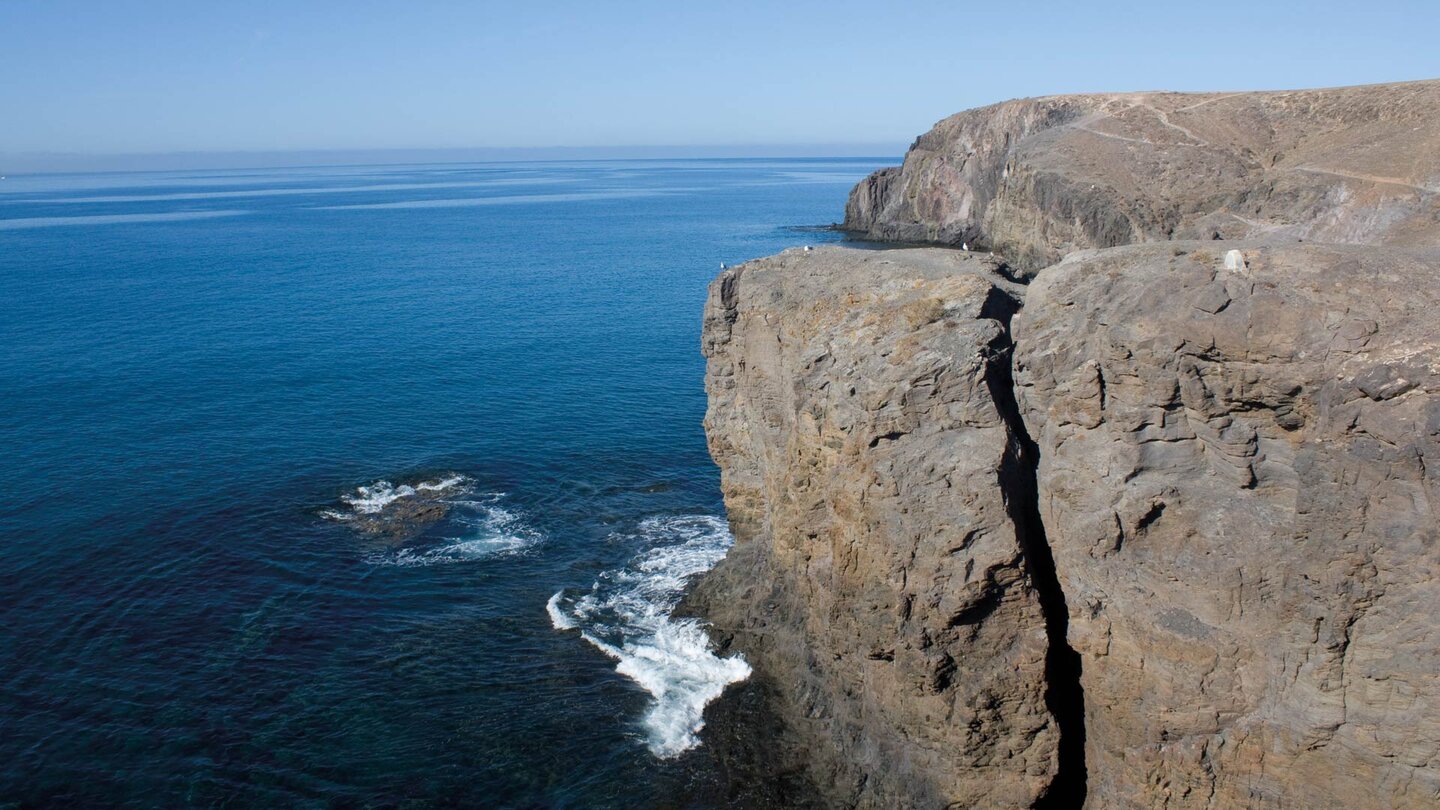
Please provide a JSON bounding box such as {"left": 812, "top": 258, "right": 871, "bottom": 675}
{"left": 0, "top": 158, "right": 889, "bottom": 807}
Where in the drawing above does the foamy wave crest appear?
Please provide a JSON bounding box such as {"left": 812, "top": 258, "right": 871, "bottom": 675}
{"left": 366, "top": 496, "right": 542, "bottom": 566}
{"left": 547, "top": 515, "right": 749, "bottom": 758}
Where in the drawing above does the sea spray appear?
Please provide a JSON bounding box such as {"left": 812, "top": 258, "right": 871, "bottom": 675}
{"left": 548, "top": 515, "right": 749, "bottom": 757}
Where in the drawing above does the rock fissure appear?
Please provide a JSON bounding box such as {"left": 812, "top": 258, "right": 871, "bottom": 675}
{"left": 986, "top": 311, "right": 1088, "bottom": 808}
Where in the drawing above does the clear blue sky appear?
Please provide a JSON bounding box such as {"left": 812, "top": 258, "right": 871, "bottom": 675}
{"left": 2, "top": 0, "right": 1437, "bottom": 161}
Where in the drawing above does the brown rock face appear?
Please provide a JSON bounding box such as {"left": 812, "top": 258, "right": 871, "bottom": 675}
{"left": 697, "top": 79, "right": 1440, "bottom": 808}
{"left": 844, "top": 80, "right": 1440, "bottom": 273}
{"left": 1014, "top": 242, "right": 1440, "bottom": 808}
{"left": 689, "top": 247, "right": 1067, "bottom": 808}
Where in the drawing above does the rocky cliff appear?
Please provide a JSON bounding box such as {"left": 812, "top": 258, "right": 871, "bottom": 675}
{"left": 694, "top": 80, "right": 1440, "bottom": 808}
{"left": 843, "top": 80, "right": 1440, "bottom": 274}
{"left": 688, "top": 248, "right": 1071, "bottom": 807}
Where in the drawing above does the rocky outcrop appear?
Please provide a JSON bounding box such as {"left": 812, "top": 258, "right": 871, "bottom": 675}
{"left": 688, "top": 247, "right": 1070, "bottom": 808}
{"left": 1014, "top": 242, "right": 1440, "bottom": 807}
{"left": 697, "top": 79, "right": 1440, "bottom": 808}
{"left": 843, "top": 80, "right": 1440, "bottom": 274}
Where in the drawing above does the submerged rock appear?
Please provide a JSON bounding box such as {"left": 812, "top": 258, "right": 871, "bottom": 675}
{"left": 321, "top": 476, "right": 468, "bottom": 540}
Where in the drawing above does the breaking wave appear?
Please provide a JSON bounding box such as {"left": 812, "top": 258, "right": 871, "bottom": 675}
{"left": 547, "top": 515, "right": 749, "bottom": 758}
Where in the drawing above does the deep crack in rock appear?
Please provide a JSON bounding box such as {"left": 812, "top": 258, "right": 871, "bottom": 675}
{"left": 986, "top": 300, "right": 1088, "bottom": 809}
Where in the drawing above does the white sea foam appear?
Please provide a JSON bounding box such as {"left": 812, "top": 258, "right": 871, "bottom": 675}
{"left": 548, "top": 515, "right": 749, "bottom": 758}
{"left": 344, "top": 480, "right": 416, "bottom": 514}
{"left": 415, "top": 475, "right": 467, "bottom": 492}
{"left": 328, "top": 475, "right": 471, "bottom": 518}
{"left": 545, "top": 592, "right": 577, "bottom": 631}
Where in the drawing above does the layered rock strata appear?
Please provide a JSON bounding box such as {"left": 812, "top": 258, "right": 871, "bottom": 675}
{"left": 697, "top": 241, "right": 1439, "bottom": 808}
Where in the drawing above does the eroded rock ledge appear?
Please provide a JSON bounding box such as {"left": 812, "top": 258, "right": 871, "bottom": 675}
{"left": 694, "top": 80, "right": 1440, "bottom": 809}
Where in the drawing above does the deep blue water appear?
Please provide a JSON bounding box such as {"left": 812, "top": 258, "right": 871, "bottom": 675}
{"left": 0, "top": 158, "right": 890, "bottom": 808}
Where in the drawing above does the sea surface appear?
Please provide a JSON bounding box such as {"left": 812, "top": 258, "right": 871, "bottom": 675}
{"left": 0, "top": 158, "right": 891, "bottom": 807}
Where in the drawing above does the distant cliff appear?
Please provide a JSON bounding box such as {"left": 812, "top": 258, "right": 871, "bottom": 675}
{"left": 694, "top": 80, "right": 1440, "bottom": 808}
{"left": 843, "top": 80, "right": 1440, "bottom": 274}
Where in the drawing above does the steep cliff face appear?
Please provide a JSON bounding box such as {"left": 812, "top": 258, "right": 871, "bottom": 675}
{"left": 844, "top": 80, "right": 1440, "bottom": 273}
{"left": 689, "top": 247, "right": 1069, "bottom": 808}
{"left": 697, "top": 242, "right": 1440, "bottom": 808}
{"left": 1015, "top": 242, "right": 1440, "bottom": 807}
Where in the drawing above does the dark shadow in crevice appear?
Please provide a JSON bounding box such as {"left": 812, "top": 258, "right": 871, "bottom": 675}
{"left": 984, "top": 318, "right": 1089, "bottom": 809}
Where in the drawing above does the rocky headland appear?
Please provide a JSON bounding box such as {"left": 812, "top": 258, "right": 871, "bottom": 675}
{"left": 843, "top": 80, "right": 1440, "bottom": 274}
{"left": 689, "top": 80, "right": 1440, "bottom": 808}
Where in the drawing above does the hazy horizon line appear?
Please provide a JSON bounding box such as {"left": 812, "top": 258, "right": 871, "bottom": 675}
{"left": 1, "top": 143, "right": 907, "bottom": 176}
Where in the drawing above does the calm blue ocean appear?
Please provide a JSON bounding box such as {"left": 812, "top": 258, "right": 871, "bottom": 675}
{"left": 0, "top": 158, "right": 890, "bottom": 807}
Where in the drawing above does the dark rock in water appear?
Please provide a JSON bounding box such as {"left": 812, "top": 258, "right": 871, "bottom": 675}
{"left": 693, "top": 675, "right": 827, "bottom": 810}
{"left": 322, "top": 476, "right": 469, "bottom": 541}
{"left": 347, "top": 499, "right": 451, "bottom": 539}
{"left": 843, "top": 80, "right": 1440, "bottom": 275}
